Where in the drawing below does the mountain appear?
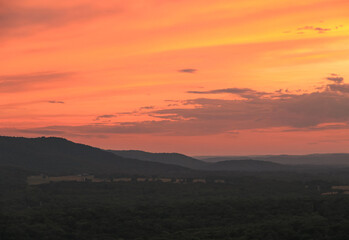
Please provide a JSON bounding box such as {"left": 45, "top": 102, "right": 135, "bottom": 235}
{"left": 109, "top": 150, "right": 293, "bottom": 172}
{"left": 196, "top": 156, "right": 271, "bottom": 162}
{"left": 109, "top": 150, "right": 208, "bottom": 169}
{"left": 259, "top": 154, "right": 349, "bottom": 166}
{"left": 0, "top": 136, "right": 192, "bottom": 176}
{"left": 209, "top": 159, "right": 289, "bottom": 172}
{"left": 197, "top": 154, "right": 349, "bottom": 166}
{"left": 2, "top": 136, "right": 335, "bottom": 177}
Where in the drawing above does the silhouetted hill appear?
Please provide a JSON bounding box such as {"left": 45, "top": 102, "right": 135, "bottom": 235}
{"left": 109, "top": 150, "right": 208, "bottom": 169}
{"left": 209, "top": 160, "right": 289, "bottom": 172}
{"left": 196, "top": 156, "right": 271, "bottom": 162}
{"left": 260, "top": 154, "right": 349, "bottom": 166}
{"left": 2, "top": 136, "right": 339, "bottom": 177}
{"left": 109, "top": 150, "right": 294, "bottom": 172}
{"left": 198, "top": 154, "right": 349, "bottom": 166}
{"left": 0, "top": 136, "right": 192, "bottom": 176}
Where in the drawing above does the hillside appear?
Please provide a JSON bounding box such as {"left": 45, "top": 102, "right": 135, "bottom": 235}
{"left": 0, "top": 136, "right": 330, "bottom": 177}
{"left": 109, "top": 150, "right": 293, "bottom": 172}
{"left": 209, "top": 159, "right": 289, "bottom": 172}
{"left": 0, "top": 136, "right": 192, "bottom": 176}
{"left": 198, "top": 154, "right": 349, "bottom": 166}
{"left": 109, "top": 150, "right": 208, "bottom": 169}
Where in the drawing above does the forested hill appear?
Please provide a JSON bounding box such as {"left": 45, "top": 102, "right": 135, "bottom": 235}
{"left": 198, "top": 154, "right": 349, "bottom": 166}
{"left": 109, "top": 150, "right": 208, "bottom": 169}
{"left": 209, "top": 159, "right": 289, "bottom": 171}
{"left": 0, "top": 136, "right": 325, "bottom": 176}
{"left": 110, "top": 150, "right": 291, "bottom": 172}
{"left": 0, "top": 136, "right": 192, "bottom": 176}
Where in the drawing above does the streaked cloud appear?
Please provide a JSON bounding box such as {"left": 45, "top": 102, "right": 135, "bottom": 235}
{"left": 187, "top": 88, "right": 269, "bottom": 99}
{"left": 0, "top": 71, "right": 75, "bottom": 92}
{"left": 139, "top": 106, "right": 155, "bottom": 110}
{"left": 14, "top": 75, "right": 349, "bottom": 137}
{"left": 14, "top": 127, "right": 108, "bottom": 139}
{"left": 178, "top": 69, "right": 197, "bottom": 74}
{"left": 48, "top": 100, "right": 65, "bottom": 104}
{"left": 95, "top": 114, "right": 116, "bottom": 120}
{"left": 0, "top": 71, "right": 74, "bottom": 81}
{"left": 0, "top": 1, "right": 119, "bottom": 39}
{"left": 297, "top": 26, "right": 331, "bottom": 33}
{"left": 326, "top": 74, "right": 344, "bottom": 84}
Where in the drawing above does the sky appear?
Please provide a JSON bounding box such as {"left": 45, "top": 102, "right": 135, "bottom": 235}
{"left": 1, "top": 0, "right": 349, "bottom": 155}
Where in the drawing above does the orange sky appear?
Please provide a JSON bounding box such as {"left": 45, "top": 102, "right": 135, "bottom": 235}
{"left": 1, "top": 0, "right": 349, "bottom": 155}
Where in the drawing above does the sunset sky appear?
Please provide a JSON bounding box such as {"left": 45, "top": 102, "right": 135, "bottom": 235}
{"left": 1, "top": 0, "right": 349, "bottom": 155}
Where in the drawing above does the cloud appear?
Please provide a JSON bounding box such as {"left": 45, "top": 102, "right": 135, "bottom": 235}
{"left": 0, "top": 71, "right": 75, "bottom": 92}
{"left": 152, "top": 91, "right": 349, "bottom": 133}
{"left": 291, "top": 25, "right": 343, "bottom": 35}
{"left": 18, "top": 129, "right": 66, "bottom": 135}
{"left": 0, "top": 71, "right": 74, "bottom": 81}
{"left": 23, "top": 88, "right": 349, "bottom": 136}
{"left": 308, "top": 137, "right": 349, "bottom": 145}
{"left": 139, "top": 106, "right": 154, "bottom": 110}
{"left": 188, "top": 88, "right": 253, "bottom": 94}
{"left": 10, "top": 75, "right": 349, "bottom": 137}
{"left": 327, "top": 84, "right": 349, "bottom": 93}
{"left": 96, "top": 114, "right": 116, "bottom": 120}
{"left": 283, "top": 122, "right": 349, "bottom": 132}
{"left": 187, "top": 87, "right": 268, "bottom": 99}
{"left": 48, "top": 101, "right": 65, "bottom": 104}
{"left": 11, "top": 127, "right": 108, "bottom": 139}
{"left": 325, "top": 74, "right": 349, "bottom": 93}
{"left": 326, "top": 74, "right": 344, "bottom": 83}
{"left": 178, "top": 69, "right": 197, "bottom": 73}
{"left": 0, "top": 2, "right": 120, "bottom": 40}
{"left": 297, "top": 26, "right": 331, "bottom": 33}
{"left": 16, "top": 120, "right": 228, "bottom": 136}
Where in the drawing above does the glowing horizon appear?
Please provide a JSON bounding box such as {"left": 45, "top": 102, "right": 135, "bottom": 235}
{"left": 1, "top": 0, "right": 349, "bottom": 155}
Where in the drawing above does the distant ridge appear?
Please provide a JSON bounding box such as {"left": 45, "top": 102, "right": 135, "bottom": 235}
{"left": 0, "top": 136, "right": 192, "bottom": 176}
{"left": 109, "top": 150, "right": 208, "bottom": 169}
{"left": 197, "top": 154, "right": 349, "bottom": 166}
{"left": 109, "top": 150, "right": 291, "bottom": 172}
{"left": 209, "top": 159, "right": 288, "bottom": 172}
{"left": 1, "top": 136, "right": 341, "bottom": 176}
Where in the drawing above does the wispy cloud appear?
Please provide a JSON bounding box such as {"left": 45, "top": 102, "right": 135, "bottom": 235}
{"left": 0, "top": 71, "right": 74, "bottom": 81}
{"left": 283, "top": 122, "right": 349, "bottom": 132}
{"left": 48, "top": 100, "right": 65, "bottom": 104}
{"left": 285, "top": 25, "right": 343, "bottom": 35}
{"left": 178, "top": 69, "right": 197, "bottom": 73}
{"left": 327, "top": 84, "right": 349, "bottom": 93}
{"left": 139, "top": 106, "right": 155, "bottom": 110}
{"left": 0, "top": 71, "right": 75, "bottom": 92}
{"left": 14, "top": 74, "right": 349, "bottom": 137}
{"left": 18, "top": 129, "right": 66, "bottom": 135}
{"left": 187, "top": 88, "right": 269, "bottom": 99}
{"left": 0, "top": 2, "right": 120, "bottom": 40}
{"left": 326, "top": 74, "right": 344, "bottom": 83}
{"left": 11, "top": 127, "right": 108, "bottom": 139}
{"left": 95, "top": 114, "right": 116, "bottom": 120}
{"left": 297, "top": 26, "right": 331, "bottom": 33}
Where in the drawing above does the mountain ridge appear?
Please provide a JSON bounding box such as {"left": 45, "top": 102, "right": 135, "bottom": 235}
{"left": 109, "top": 150, "right": 208, "bottom": 169}
{"left": 109, "top": 149, "right": 293, "bottom": 172}
{"left": 2, "top": 136, "right": 346, "bottom": 176}
{"left": 196, "top": 153, "right": 349, "bottom": 166}
{"left": 0, "top": 136, "right": 192, "bottom": 176}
